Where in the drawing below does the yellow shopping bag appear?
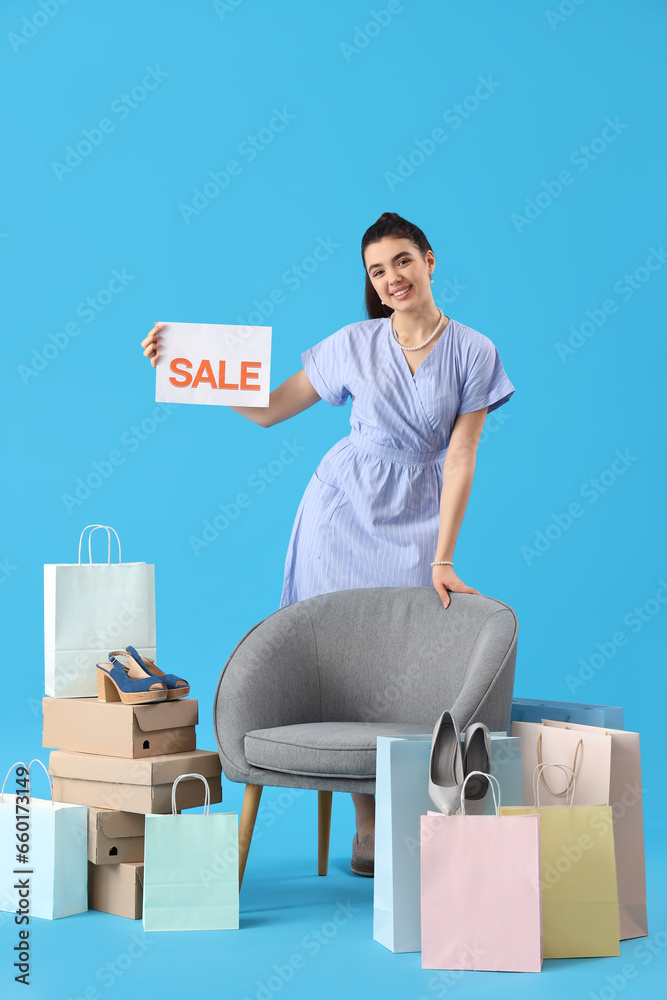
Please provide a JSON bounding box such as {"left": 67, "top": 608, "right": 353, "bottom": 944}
{"left": 500, "top": 763, "right": 620, "bottom": 959}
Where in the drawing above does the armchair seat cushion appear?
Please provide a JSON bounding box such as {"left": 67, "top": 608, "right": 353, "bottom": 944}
{"left": 244, "top": 722, "right": 431, "bottom": 778}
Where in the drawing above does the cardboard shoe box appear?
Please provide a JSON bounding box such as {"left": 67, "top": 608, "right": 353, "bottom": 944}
{"left": 88, "top": 808, "right": 145, "bottom": 864}
{"left": 89, "top": 861, "right": 144, "bottom": 919}
{"left": 49, "top": 749, "right": 222, "bottom": 814}
{"left": 42, "top": 697, "right": 198, "bottom": 758}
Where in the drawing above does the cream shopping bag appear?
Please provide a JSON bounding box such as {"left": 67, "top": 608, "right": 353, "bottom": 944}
{"left": 543, "top": 720, "right": 647, "bottom": 940}
{"left": 511, "top": 719, "right": 612, "bottom": 807}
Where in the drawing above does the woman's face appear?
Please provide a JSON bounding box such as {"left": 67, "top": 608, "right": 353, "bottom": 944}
{"left": 364, "top": 237, "right": 434, "bottom": 311}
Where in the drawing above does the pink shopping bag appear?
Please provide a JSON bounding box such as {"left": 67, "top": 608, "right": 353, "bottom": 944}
{"left": 420, "top": 773, "right": 543, "bottom": 973}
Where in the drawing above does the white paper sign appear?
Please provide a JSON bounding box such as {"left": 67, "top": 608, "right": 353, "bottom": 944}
{"left": 155, "top": 321, "right": 271, "bottom": 407}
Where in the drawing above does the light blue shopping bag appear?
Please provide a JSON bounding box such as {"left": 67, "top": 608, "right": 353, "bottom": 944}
{"left": 143, "top": 773, "right": 238, "bottom": 931}
{"left": 511, "top": 698, "right": 623, "bottom": 730}
{"left": 0, "top": 759, "right": 87, "bottom": 920}
{"left": 373, "top": 731, "right": 523, "bottom": 954}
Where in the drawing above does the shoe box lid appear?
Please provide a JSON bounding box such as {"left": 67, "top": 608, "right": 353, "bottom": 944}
{"left": 42, "top": 697, "right": 198, "bottom": 758}
{"left": 88, "top": 806, "right": 145, "bottom": 839}
{"left": 49, "top": 748, "right": 221, "bottom": 785}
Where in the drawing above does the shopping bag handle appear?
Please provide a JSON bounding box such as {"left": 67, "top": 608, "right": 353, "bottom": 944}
{"left": 78, "top": 525, "right": 122, "bottom": 565}
{"left": 0, "top": 761, "right": 29, "bottom": 802}
{"left": 26, "top": 759, "right": 55, "bottom": 805}
{"left": 536, "top": 732, "right": 582, "bottom": 799}
{"left": 0, "top": 759, "right": 55, "bottom": 807}
{"left": 460, "top": 770, "right": 501, "bottom": 816}
{"left": 533, "top": 762, "right": 576, "bottom": 807}
{"left": 171, "top": 773, "right": 211, "bottom": 815}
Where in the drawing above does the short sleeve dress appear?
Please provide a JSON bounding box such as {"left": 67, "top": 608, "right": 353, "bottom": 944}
{"left": 279, "top": 315, "right": 515, "bottom": 608}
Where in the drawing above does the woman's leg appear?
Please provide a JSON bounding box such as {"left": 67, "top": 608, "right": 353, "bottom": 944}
{"left": 351, "top": 792, "right": 375, "bottom": 838}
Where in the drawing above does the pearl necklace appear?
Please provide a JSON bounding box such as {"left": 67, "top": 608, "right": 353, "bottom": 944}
{"left": 389, "top": 308, "right": 444, "bottom": 351}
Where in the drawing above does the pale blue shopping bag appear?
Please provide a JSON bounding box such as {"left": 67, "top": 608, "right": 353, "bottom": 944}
{"left": 511, "top": 698, "right": 623, "bottom": 730}
{"left": 0, "top": 759, "right": 87, "bottom": 920}
{"left": 143, "top": 773, "right": 238, "bottom": 931}
{"left": 373, "top": 731, "right": 523, "bottom": 954}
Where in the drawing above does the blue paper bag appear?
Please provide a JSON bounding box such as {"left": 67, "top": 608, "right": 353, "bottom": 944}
{"left": 0, "top": 760, "right": 87, "bottom": 921}
{"left": 143, "top": 773, "right": 238, "bottom": 932}
{"left": 374, "top": 731, "right": 523, "bottom": 954}
{"left": 511, "top": 698, "right": 623, "bottom": 730}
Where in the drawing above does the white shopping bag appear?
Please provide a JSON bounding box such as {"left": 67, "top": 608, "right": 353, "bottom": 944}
{"left": 44, "top": 525, "right": 156, "bottom": 698}
{"left": 373, "top": 731, "right": 523, "bottom": 954}
{"left": 0, "top": 760, "right": 87, "bottom": 921}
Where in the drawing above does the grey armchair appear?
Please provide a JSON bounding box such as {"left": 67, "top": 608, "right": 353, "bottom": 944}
{"left": 213, "top": 586, "right": 518, "bottom": 885}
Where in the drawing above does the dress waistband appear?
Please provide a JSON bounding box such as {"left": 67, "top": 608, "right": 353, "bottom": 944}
{"left": 348, "top": 428, "right": 448, "bottom": 465}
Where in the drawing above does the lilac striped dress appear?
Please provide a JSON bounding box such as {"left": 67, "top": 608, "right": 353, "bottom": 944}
{"left": 279, "top": 316, "right": 515, "bottom": 608}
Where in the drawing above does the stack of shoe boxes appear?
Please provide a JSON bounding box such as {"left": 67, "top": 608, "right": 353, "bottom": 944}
{"left": 42, "top": 696, "right": 222, "bottom": 919}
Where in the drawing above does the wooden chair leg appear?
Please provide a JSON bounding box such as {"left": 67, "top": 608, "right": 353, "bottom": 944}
{"left": 318, "top": 790, "right": 333, "bottom": 876}
{"left": 238, "top": 784, "right": 263, "bottom": 889}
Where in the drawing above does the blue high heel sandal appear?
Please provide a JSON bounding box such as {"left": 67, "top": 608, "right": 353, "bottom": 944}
{"left": 96, "top": 656, "right": 168, "bottom": 705}
{"left": 121, "top": 646, "right": 190, "bottom": 700}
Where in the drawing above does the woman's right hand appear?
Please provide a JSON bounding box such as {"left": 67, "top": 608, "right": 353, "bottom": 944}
{"left": 141, "top": 322, "right": 165, "bottom": 367}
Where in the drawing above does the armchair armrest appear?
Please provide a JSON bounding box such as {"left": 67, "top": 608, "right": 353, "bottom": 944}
{"left": 450, "top": 606, "right": 518, "bottom": 732}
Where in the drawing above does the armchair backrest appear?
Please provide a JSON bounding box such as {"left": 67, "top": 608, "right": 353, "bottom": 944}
{"left": 217, "top": 587, "right": 518, "bottom": 730}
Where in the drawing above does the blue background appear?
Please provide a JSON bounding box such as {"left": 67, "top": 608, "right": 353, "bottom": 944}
{"left": 1, "top": 0, "right": 666, "bottom": 996}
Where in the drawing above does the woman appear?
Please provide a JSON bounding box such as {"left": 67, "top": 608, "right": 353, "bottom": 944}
{"left": 142, "top": 212, "right": 515, "bottom": 876}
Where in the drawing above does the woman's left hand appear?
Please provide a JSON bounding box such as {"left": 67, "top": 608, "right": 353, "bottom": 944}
{"left": 432, "top": 565, "right": 480, "bottom": 609}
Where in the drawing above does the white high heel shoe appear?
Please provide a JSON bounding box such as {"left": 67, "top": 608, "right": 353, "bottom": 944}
{"left": 462, "top": 722, "right": 492, "bottom": 815}
{"left": 428, "top": 709, "right": 465, "bottom": 815}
